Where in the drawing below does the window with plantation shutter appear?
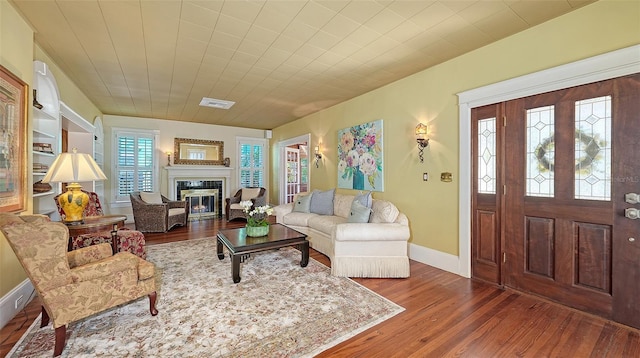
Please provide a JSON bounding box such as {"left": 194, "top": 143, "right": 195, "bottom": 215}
{"left": 113, "top": 128, "right": 159, "bottom": 201}
{"left": 238, "top": 138, "right": 266, "bottom": 188}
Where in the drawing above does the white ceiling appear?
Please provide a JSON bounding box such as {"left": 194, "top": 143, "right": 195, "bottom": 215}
{"left": 11, "top": 0, "right": 594, "bottom": 130}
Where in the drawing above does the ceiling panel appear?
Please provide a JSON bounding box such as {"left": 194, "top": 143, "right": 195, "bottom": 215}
{"left": 10, "top": 0, "right": 595, "bottom": 129}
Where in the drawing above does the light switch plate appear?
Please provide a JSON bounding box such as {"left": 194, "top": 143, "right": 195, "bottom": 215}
{"left": 423, "top": 173, "right": 428, "bottom": 181}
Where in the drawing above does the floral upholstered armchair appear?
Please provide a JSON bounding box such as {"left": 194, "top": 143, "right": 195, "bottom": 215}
{"left": 0, "top": 214, "right": 158, "bottom": 357}
{"left": 225, "top": 187, "right": 267, "bottom": 221}
{"left": 54, "top": 190, "right": 147, "bottom": 258}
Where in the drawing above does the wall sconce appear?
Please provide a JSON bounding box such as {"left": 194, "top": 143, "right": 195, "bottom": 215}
{"left": 166, "top": 151, "right": 172, "bottom": 166}
{"left": 314, "top": 146, "right": 322, "bottom": 168}
{"left": 415, "top": 123, "right": 429, "bottom": 163}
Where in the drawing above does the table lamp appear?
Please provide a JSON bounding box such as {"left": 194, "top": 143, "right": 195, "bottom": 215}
{"left": 42, "top": 148, "right": 107, "bottom": 224}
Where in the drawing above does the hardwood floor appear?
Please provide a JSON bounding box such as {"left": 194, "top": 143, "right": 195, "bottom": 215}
{"left": 2, "top": 218, "right": 639, "bottom": 357}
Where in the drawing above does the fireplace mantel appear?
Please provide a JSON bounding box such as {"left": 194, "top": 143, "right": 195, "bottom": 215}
{"left": 165, "top": 165, "right": 233, "bottom": 201}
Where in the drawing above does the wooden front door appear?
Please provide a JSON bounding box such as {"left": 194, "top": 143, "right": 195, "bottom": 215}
{"left": 472, "top": 74, "right": 640, "bottom": 328}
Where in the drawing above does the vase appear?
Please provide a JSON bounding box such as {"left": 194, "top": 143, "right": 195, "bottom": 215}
{"left": 246, "top": 224, "right": 269, "bottom": 237}
{"left": 353, "top": 167, "right": 365, "bottom": 190}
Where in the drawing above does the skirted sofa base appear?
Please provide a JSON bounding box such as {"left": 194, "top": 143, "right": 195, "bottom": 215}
{"left": 274, "top": 192, "right": 410, "bottom": 278}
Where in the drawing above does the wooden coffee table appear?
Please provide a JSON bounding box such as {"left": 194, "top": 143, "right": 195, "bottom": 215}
{"left": 216, "top": 223, "right": 309, "bottom": 283}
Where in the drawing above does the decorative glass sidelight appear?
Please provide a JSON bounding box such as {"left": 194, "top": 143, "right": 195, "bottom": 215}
{"left": 574, "top": 96, "right": 611, "bottom": 201}
{"left": 478, "top": 117, "right": 497, "bottom": 194}
{"left": 526, "top": 105, "right": 555, "bottom": 197}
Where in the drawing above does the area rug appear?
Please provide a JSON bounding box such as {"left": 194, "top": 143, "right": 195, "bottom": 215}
{"left": 8, "top": 238, "right": 404, "bottom": 357}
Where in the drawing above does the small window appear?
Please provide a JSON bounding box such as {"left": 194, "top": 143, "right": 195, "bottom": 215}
{"left": 238, "top": 138, "right": 266, "bottom": 188}
{"left": 113, "top": 128, "right": 159, "bottom": 201}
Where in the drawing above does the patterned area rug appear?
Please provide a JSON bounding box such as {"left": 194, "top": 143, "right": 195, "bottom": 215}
{"left": 8, "top": 238, "right": 404, "bottom": 357}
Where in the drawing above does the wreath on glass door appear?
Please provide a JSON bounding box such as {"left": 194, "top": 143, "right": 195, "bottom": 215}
{"left": 535, "top": 130, "right": 602, "bottom": 172}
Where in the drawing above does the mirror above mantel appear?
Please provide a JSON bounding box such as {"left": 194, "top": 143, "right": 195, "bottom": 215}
{"left": 174, "top": 138, "right": 224, "bottom": 165}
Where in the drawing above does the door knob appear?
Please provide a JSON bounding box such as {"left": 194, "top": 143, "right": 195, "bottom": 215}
{"left": 625, "top": 208, "right": 640, "bottom": 219}
{"left": 625, "top": 193, "right": 640, "bottom": 204}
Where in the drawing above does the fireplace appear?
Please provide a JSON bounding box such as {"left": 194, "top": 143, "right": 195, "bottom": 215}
{"left": 165, "top": 165, "right": 232, "bottom": 219}
{"left": 176, "top": 181, "right": 223, "bottom": 218}
{"left": 181, "top": 188, "right": 219, "bottom": 220}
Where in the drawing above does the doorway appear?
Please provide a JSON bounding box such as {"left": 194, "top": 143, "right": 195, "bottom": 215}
{"left": 471, "top": 74, "right": 640, "bottom": 328}
{"left": 278, "top": 134, "right": 311, "bottom": 205}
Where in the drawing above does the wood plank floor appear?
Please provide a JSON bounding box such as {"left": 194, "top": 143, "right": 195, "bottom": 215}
{"left": 2, "top": 218, "right": 639, "bottom": 357}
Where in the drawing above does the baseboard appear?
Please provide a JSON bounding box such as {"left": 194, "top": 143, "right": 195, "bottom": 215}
{"left": 408, "top": 243, "right": 465, "bottom": 277}
{"left": 0, "top": 279, "right": 35, "bottom": 330}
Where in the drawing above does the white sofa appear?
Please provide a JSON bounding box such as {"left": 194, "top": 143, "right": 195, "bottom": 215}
{"left": 274, "top": 192, "right": 410, "bottom": 278}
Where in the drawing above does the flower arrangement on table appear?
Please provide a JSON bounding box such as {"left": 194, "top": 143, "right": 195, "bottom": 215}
{"left": 239, "top": 200, "right": 274, "bottom": 227}
{"left": 337, "top": 120, "right": 383, "bottom": 190}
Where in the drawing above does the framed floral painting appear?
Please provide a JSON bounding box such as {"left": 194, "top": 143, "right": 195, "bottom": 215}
{"left": 0, "top": 65, "right": 27, "bottom": 212}
{"left": 337, "top": 119, "right": 384, "bottom": 191}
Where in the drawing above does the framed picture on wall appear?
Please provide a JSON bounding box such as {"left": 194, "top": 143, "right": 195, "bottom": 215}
{"left": 337, "top": 119, "right": 384, "bottom": 192}
{"left": 0, "top": 65, "right": 28, "bottom": 212}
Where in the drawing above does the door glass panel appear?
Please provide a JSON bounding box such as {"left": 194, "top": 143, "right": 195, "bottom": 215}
{"left": 526, "top": 105, "right": 555, "bottom": 197}
{"left": 478, "top": 117, "right": 497, "bottom": 194}
{"left": 574, "top": 96, "right": 611, "bottom": 201}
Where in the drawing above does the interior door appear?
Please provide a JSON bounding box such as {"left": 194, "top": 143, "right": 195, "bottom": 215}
{"left": 501, "top": 74, "right": 640, "bottom": 328}
{"left": 285, "top": 147, "right": 300, "bottom": 203}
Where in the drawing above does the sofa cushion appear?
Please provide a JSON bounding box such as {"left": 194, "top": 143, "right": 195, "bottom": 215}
{"left": 354, "top": 191, "right": 373, "bottom": 208}
{"left": 370, "top": 200, "right": 400, "bottom": 223}
{"left": 293, "top": 194, "right": 312, "bottom": 213}
{"left": 309, "top": 189, "right": 335, "bottom": 215}
{"left": 241, "top": 188, "right": 261, "bottom": 201}
{"left": 168, "top": 208, "right": 185, "bottom": 217}
{"left": 348, "top": 200, "right": 372, "bottom": 223}
{"left": 308, "top": 215, "right": 347, "bottom": 236}
{"left": 140, "top": 192, "right": 163, "bottom": 204}
{"left": 282, "top": 212, "right": 318, "bottom": 226}
{"left": 333, "top": 194, "right": 354, "bottom": 218}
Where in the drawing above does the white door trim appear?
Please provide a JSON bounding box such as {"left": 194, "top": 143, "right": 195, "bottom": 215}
{"left": 278, "top": 134, "right": 311, "bottom": 205}
{"left": 457, "top": 45, "right": 640, "bottom": 278}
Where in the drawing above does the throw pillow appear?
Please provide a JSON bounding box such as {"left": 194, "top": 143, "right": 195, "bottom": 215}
{"left": 348, "top": 200, "right": 372, "bottom": 223}
{"left": 370, "top": 200, "right": 400, "bottom": 223}
{"left": 309, "top": 189, "right": 335, "bottom": 215}
{"left": 293, "top": 193, "right": 312, "bottom": 213}
{"left": 354, "top": 191, "right": 373, "bottom": 208}
{"left": 240, "top": 187, "right": 261, "bottom": 201}
{"left": 140, "top": 192, "right": 163, "bottom": 204}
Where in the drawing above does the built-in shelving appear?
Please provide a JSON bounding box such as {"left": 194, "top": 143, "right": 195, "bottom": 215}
{"left": 93, "top": 117, "right": 104, "bottom": 199}
{"left": 33, "top": 191, "right": 55, "bottom": 198}
{"left": 32, "top": 60, "right": 61, "bottom": 218}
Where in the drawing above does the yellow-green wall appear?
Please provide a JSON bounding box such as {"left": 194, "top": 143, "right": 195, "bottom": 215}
{"left": 0, "top": 1, "right": 102, "bottom": 298}
{"left": 271, "top": 0, "right": 640, "bottom": 256}
{"left": 0, "top": 0, "right": 35, "bottom": 298}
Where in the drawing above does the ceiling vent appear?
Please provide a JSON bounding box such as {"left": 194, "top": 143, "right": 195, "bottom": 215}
{"left": 199, "top": 97, "right": 235, "bottom": 109}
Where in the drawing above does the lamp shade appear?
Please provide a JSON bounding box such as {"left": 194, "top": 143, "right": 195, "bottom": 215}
{"left": 415, "top": 123, "right": 428, "bottom": 140}
{"left": 42, "top": 148, "right": 106, "bottom": 184}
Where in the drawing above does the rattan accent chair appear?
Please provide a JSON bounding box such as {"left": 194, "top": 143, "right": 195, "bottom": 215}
{"left": 225, "top": 187, "right": 266, "bottom": 221}
{"left": 0, "top": 214, "right": 158, "bottom": 357}
{"left": 130, "top": 192, "right": 188, "bottom": 232}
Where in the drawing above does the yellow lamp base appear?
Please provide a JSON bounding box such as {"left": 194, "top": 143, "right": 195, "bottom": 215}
{"left": 57, "top": 183, "right": 89, "bottom": 224}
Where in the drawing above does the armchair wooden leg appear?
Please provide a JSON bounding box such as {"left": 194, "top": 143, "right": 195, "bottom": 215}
{"left": 54, "top": 325, "right": 66, "bottom": 356}
{"left": 40, "top": 306, "right": 49, "bottom": 327}
{"left": 148, "top": 291, "right": 158, "bottom": 316}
